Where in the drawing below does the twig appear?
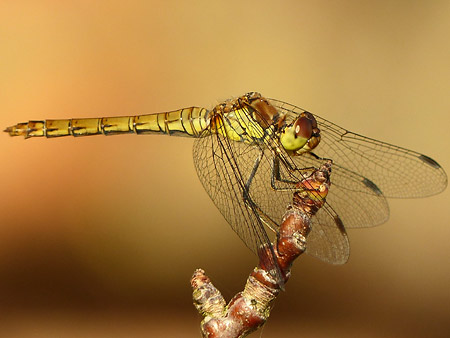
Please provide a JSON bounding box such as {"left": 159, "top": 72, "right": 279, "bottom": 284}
{"left": 191, "top": 161, "right": 332, "bottom": 337}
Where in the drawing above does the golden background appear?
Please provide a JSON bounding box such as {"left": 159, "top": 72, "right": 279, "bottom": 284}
{"left": 1, "top": 1, "right": 449, "bottom": 337}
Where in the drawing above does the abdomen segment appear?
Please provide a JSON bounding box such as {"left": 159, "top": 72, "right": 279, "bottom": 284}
{"left": 4, "top": 107, "right": 209, "bottom": 139}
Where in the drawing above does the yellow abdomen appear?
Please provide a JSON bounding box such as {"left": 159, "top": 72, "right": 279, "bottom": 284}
{"left": 5, "top": 107, "right": 210, "bottom": 139}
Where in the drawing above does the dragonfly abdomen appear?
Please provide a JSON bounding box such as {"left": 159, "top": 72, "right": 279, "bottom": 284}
{"left": 4, "top": 107, "right": 210, "bottom": 139}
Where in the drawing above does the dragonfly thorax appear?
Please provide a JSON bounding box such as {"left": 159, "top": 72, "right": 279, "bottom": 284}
{"left": 213, "top": 92, "right": 322, "bottom": 154}
{"left": 218, "top": 92, "right": 283, "bottom": 128}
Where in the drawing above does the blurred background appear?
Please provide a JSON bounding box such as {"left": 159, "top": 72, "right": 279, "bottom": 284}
{"left": 1, "top": 1, "right": 449, "bottom": 337}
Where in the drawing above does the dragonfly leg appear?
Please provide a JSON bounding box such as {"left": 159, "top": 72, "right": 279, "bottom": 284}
{"left": 271, "top": 157, "right": 310, "bottom": 190}
{"left": 242, "top": 149, "right": 280, "bottom": 234}
{"left": 243, "top": 149, "right": 263, "bottom": 200}
{"left": 270, "top": 153, "right": 333, "bottom": 191}
{"left": 308, "top": 151, "right": 333, "bottom": 162}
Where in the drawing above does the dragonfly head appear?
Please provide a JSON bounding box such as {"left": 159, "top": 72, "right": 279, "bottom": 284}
{"left": 280, "top": 112, "right": 321, "bottom": 153}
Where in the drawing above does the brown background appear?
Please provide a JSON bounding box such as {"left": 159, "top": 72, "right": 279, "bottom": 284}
{"left": 1, "top": 1, "right": 449, "bottom": 337}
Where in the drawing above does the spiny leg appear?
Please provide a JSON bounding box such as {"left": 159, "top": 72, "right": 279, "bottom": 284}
{"left": 270, "top": 156, "right": 317, "bottom": 190}
{"left": 241, "top": 149, "right": 281, "bottom": 234}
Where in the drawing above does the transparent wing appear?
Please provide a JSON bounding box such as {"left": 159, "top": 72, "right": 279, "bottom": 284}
{"left": 193, "top": 120, "right": 349, "bottom": 267}
{"left": 193, "top": 128, "right": 282, "bottom": 283}
{"left": 270, "top": 98, "right": 448, "bottom": 200}
{"left": 290, "top": 152, "right": 390, "bottom": 229}
{"left": 308, "top": 208, "right": 350, "bottom": 264}
{"left": 269, "top": 99, "right": 447, "bottom": 230}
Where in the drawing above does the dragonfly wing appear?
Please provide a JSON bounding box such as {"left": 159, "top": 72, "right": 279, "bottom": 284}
{"left": 193, "top": 125, "right": 351, "bottom": 267}
{"left": 269, "top": 151, "right": 351, "bottom": 263}
{"left": 307, "top": 206, "right": 350, "bottom": 264}
{"left": 193, "top": 128, "right": 284, "bottom": 284}
{"left": 325, "top": 163, "right": 390, "bottom": 228}
{"left": 270, "top": 99, "right": 448, "bottom": 199}
{"left": 292, "top": 152, "right": 390, "bottom": 228}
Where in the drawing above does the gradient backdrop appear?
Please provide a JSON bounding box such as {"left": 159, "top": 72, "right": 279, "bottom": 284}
{"left": 1, "top": 1, "right": 449, "bottom": 337}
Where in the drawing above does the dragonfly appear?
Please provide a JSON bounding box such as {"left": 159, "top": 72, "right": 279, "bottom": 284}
{"left": 5, "top": 92, "right": 447, "bottom": 286}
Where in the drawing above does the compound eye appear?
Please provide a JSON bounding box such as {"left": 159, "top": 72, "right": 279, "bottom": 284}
{"left": 303, "top": 111, "right": 317, "bottom": 128}
{"left": 280, "top": 115, "right": 313, "bottom": 151}
{"left": 294, "top": 116, "right": 313, "bottom": 140}
{"left": 280, "top": 112, "right": 320, "bottom": 152}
